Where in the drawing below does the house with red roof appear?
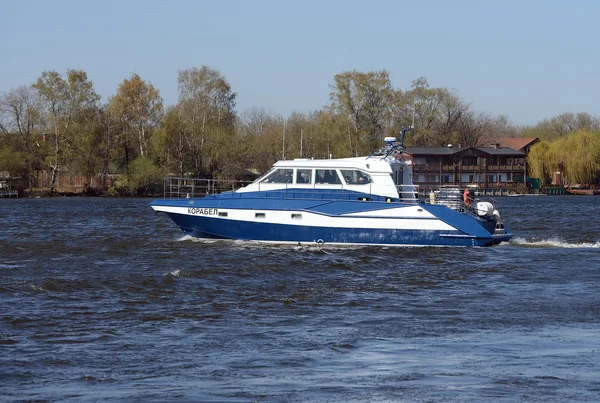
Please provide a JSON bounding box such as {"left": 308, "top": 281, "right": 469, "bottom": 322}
{"left": 477, "top": 137, "right": 540, "bottom": 153}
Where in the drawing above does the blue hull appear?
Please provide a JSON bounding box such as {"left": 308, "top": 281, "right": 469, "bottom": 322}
{"left": 165, "top": 214, "right": 506, "bottom": 247}
{"left": 151, "top": 196, "right": 511, "bottom": 247}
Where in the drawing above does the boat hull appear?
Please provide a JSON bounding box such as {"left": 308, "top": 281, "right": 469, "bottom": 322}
{"left": 151, "top": 198, "right": 511, "bottom": 247}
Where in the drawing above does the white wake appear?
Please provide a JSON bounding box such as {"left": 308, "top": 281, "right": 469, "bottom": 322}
{"left": 510, "top": 237, "right": 600, "bottom": 248}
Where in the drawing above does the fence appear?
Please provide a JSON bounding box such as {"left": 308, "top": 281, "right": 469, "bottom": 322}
{"left": 34, "top": 171, "right": 117, "bottom": 190}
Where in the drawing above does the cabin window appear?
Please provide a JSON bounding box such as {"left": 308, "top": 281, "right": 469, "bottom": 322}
{"left": 341, "top": 170, "right": 372, "bottom": 185}
{"left": 255, "top": 213, "right": 266, "bottom": 218}
{"left": 291, "top": 213, "right": 302, "bottom": 220}
{"left": 296, "top": 169, "right": 312, "bottom": 184}
{"left": 315, "top": 169, "right": 341, "bottom": 184}
{"left": 218, "top": 212, "right": 228, "bottom": 217}
{"left": 260, "top": 168, "right": 293, "bottom": 184}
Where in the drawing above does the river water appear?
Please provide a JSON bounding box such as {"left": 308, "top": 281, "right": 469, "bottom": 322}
{"left": 1, "top": 196, "right": 599, "bottom": 402}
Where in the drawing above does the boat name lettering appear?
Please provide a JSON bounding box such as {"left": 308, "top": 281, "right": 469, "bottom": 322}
{"left": 188, "top": 207, "right": 217, "bottom": 216}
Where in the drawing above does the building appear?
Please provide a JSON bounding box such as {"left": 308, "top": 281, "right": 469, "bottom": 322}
{"left": 404, "top": 145, "right": 528, "bottom": 195}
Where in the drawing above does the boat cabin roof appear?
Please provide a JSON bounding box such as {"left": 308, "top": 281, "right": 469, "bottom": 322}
{"left": 272, "top": 156, "right": 400, "bottom": 173}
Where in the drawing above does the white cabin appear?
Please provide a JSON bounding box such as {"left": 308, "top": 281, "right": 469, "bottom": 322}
{"left": 237, "top": 156, "right": 417, "bottom": 201}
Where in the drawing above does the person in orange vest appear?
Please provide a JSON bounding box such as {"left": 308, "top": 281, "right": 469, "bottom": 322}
{"left": 463, "top": 188, "right": 472, "bottom": 206}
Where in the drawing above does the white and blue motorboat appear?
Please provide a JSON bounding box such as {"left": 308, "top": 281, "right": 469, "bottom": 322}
{"left": 150, "top": 128, "right": 512, "bottom": 247}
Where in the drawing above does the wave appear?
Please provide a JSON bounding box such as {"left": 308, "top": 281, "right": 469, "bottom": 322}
{"left": 175, "top": 235, "right": 219, "bottom": 243}
{"left": 510, "top": 237, "right": 600, "bottom": 248}
{"left": 168, "top": 269, "right": 181, "bottom": 277}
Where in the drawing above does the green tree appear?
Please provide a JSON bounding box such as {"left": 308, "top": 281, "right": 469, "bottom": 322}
{"left": 158, "top": 105, "right": 188, "bottom": 176}
{"left": 32, "top": 70, "right": 100, "bottom": 192}
{"left": 315, "top": 110, "right": 355, "bottom": 159}
{"left": 176, "top": 66, "right": 236, "bottom": 176}
{"left": 330, "top": 70, "right": 394, "bottom": 154}
{"left": 0, "top": 86, "right": 45, "bottom": 188}
{"left": 0, "top": 145, "right": 26, "bottom": 176}
{"left": 118, "top": 155, "right": 165, "bottom": 195}
{"left": 108, "top": 73, "right": 163, "bottom": 160}
{"left": 237, "top": 107, "right": 284, "bottom": 174}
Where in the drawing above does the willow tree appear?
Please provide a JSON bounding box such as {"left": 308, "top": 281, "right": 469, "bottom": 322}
{"left": 33, "top": 70, "right": 100, "bottom": 192}
{"left": 527, "top": 141, "right": 551, "bottom": 184}
{"left": 528, "top": 130, "right": 600, "bottom": 186}
{"left": 551, "top": 130, "right": 600, "bottom": 185}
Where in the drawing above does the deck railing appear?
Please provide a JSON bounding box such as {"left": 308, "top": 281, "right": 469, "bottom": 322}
{"left": 162, "top": 177, "right": 419, "bottom": 202}
{"left": 423, "top": 186, "right": 500, "bottom": 218}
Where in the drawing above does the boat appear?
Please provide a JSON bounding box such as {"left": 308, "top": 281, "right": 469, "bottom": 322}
{"left": 566, "top": 188, "right": 600, "bottom": 196}
{"left": 150, "top": 128, "right": 512, "bottom": 247}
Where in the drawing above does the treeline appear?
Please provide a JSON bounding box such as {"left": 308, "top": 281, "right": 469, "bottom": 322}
{"left": 1, "top": 66, "right": 599, "bottom": 194}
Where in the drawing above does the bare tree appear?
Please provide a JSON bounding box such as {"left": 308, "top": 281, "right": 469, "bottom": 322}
{"left": 456, "top": 110, "right": 491, "bottom": 147}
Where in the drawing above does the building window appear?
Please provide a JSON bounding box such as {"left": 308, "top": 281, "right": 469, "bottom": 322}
{"left": 463, "top": 157, "right": 477, "bottom": 166}
{"left": 441, "top": 175, "right": 450, "bottom": 183}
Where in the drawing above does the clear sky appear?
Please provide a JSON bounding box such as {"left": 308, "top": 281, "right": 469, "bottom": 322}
{"left": 1, "top": 0, "right": 598, "bottom": 125}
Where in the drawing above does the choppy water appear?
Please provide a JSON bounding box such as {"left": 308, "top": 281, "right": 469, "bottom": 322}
{"left": 1, "top": 195, "right": 599, "bottom": 402}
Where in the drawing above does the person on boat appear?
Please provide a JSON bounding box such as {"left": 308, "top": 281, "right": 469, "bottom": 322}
{"left": 463, "top": 188, "right": 472, "bottom": 207}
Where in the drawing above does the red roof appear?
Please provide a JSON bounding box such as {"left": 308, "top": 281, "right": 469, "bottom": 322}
{"left": 477, "top": 137, "right": 539, "bottom": 151}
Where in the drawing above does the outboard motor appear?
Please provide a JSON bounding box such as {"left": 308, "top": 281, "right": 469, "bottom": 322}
{"left": 475, "top": 201, "right": 494, "bottom": 217}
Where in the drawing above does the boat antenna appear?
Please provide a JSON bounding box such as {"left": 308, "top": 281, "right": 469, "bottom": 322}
{"left": 395, "top": 126, "right": 411, "bottom": 154}
{"left": 411, "top": 100, "right": 416, "bottom": 129}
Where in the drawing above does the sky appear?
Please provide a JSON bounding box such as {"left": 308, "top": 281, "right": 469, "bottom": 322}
{"left": 1, "top": 0, "right": 599, "bottom": 126}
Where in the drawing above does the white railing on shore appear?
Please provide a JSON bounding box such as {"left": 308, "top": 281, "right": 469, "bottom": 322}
{"left": 0, "top": 189, "right": 18, "bottom": 198}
